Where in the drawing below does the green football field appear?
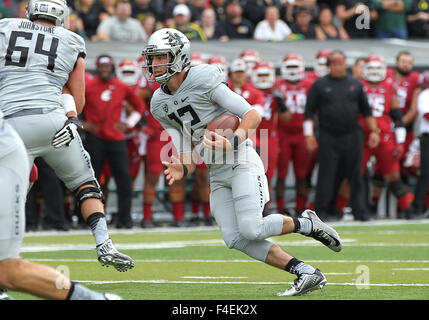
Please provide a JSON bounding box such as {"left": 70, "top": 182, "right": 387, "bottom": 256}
{"left": 9, "top": 220, "right": 429, "bottom": 301}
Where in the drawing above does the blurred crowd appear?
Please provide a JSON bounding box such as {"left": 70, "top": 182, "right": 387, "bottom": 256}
{"left": 2, "top": 0, "right": 429, "bottom": 41}
{"left": 24, "top": 44, "right": 429, "bottom": 231}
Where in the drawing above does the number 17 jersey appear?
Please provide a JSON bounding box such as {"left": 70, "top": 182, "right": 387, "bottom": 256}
{"left": 0, "top": 18, "right": 86, "bottom": 116}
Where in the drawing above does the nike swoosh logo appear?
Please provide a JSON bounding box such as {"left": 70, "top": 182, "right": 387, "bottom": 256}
{"left": 181, "top": 96, "right": 189, "bottom": 103}
{"left": 232, "top": 164, "right": 240, "bottom": 170}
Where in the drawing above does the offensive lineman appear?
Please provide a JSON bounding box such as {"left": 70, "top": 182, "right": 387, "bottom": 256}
{"left": 0, "top": 0, "right": 134, "bottom": 271}
{"left": 0, "top": 111, "right": 122, "bottom": 300}
{"left": 142, "top": 28, "right": 342, "bottom": 297}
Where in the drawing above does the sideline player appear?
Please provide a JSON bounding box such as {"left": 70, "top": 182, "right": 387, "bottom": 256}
{"left": 142, "top": 28, "right": 342, "bottom": 296}
{"left": 0, "top": 0, "right": 133, "bottom": 271}
{"left": 0, "top": 110, "right": 121, "bottom": 300}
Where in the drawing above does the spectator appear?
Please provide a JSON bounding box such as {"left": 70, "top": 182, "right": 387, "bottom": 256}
{"left": 188, "top": 0, "right": 209, "bottom": 23}
{"left": 243, "top": 0, "right": 282, "bottom": 26}
{"left": 171, "top": 4, "right": 207, "bottom": 41}
{"left": 200, "top": 7, "right": 227, "bottom": 40}
{"left": 304, "top": 50, "right": 380, "bottom": 221}
{"left": 164, "top": 0, "right": 188, "bottom": 27}
{"left": 99, "top": 0, "right": 116, "bottom": 17}
{"left": 371, "top": 0, "right": 413, "bottom": 39}
{"left": 141, "top": 12, "right": 158, "bottom": 38}
{"left": 131, "top": 0, "right": 164, "bottom": 24}
{"left": 281, "top": 0, "right": 317, "bottom": 24}
{"left": 289, "top": 5, "right": 316, "bottom": 39}
{"left": 95, "top": 0, "right": 148, "bottom": 41}
{"left": 83, "top": 55, "right": 146, "bottom": 229}
{"left": 209, "top": 0, "right": 228, "bottom": 22}
{"left": 407, "top": 0, "right": 429, "bottom": 38}
{"left": 75, "top": 0, "right": 107, "bottom": 40}
{"left": 67, "top": 10, "right": 88, "bottom": 39}
{"left": 315, "top": 5, "right": 350, "bottom": 40}
{"left": 336, "top": 0, "right": 378, "bottom": 38}
{"left": 218, "top": 0, "right": 255, "bottom": 40}
{"left": 253, "top": 5, "right": 292, "bottom": 41}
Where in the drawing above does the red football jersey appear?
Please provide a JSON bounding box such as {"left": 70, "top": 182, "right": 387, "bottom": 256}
{"left": 138, "top": 76, "right": 163, "bottom": 131}
{"left": 277, "top": 78, "right": 313, "bottom": 134}
{"left": 386, "top": 69, "right": 420, "bottom": 113}
{"left": 228, "top": 81, "right": 266, "bottom": 147}
{"left": 360, "top": 78, "right": 396, "bottom": 134}
{"left": 84, "top": 77, "right": 146, "bottom": 141}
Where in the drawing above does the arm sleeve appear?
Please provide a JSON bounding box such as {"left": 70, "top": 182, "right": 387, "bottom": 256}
{"left": 210, "top": 83, "right": 253, "bottom": 118}
{"left": 304, "top": 81, "right": 320, "bottom": 120}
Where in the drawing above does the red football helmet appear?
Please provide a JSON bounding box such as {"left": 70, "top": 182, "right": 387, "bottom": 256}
{"left": 363, "top": 54, "right": 387, "bottom": 82}
{"left": 314, "top": 49, "right": 331, "bottom": 77}
{"left": 208, "top": 54, "right": 228, "bottom": 76}
{"left": 190, "top": 51, "right": 205, "bottom": 67}
{"left": 281, "top": 53, "right": 305, "bottom": 82}
{"left": 239, "top": 49, "right": 261, "bottom": 76}
{"left": 251, "top": 60, "right": 275, "bottom": 89}
{"left": 117, "top": 58, "right": 141, "bottom": 86}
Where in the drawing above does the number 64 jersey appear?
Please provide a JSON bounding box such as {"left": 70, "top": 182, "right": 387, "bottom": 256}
{"left": 0, "top": 18, "right": 86, "bottom": 116}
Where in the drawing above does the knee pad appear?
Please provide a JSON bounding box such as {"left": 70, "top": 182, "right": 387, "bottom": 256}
{"left": 75, "top": 181, "right": 105, "bottom": 208}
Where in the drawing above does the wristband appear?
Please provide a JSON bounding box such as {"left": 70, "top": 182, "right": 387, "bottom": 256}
{"left": 395, "top": 126, "right": 406, "bottom": 144}
{"left": 62, "top": 93, "right": 77, "bottom": 114}
{"left": 182, "top": 164, "right": 188, "bottom": 177}
{"left": 126, "top": 111, "right": 142, "bottom": 128}
{"left": 303, "top": 119, "right": 314, "bottom": 136}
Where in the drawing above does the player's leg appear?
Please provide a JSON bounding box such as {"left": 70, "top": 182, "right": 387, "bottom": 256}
{"left": 195, "top": 164, "right": 212, "bottom": 225}
{"left": 0, "top": 141, "right": 119, "bottom": 300}
{"left": 40, "top": 111, "right": 134, "bottom": 271}
{"left": 210, "top": 184, "right": 326, "bottom": 297}
{"left": 292, "top": 134, "right": 310, "bottom": 214}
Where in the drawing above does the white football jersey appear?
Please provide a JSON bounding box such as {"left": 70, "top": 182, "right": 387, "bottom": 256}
{"left": 0, "top": 18, "right": 86, "bottom": 116}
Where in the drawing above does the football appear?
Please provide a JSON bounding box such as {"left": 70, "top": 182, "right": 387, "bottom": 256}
{"left": 206, "top": 114, "right": 240, "bottom": 140}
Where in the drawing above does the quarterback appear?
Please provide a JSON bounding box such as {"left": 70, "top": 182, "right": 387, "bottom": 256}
{"left": 142, "top": 28, "right": 343, "bottom": 296}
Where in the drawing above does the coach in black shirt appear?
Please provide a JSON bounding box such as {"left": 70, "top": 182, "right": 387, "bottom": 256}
{"left": 303, "top": 50, "right": 380, "bottom": 221}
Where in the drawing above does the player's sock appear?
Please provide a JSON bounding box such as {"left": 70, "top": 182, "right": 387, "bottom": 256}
{"left": 292, "top": 217, "right": 312, "bottom": 236}
{"left": 192, "top": 200, "right": 200, "bottom": 216}
{"left": 296, "top": 195, "right": 306, "bottom": 212}
{"left": 425, "top": 193, "right": 429, "bottom": 208}
{"left": 86, "top": 212, "right": 109, "bottom": 246}
{"left": 66, "top": 281, "right": 105, "bottom": 300}
{"left": 285, "top": 258, "right": 316, "bottom": 275}
{"left": 172, "top": 202, "right": 184, "bottom": 221}
{"left": 143, "top": 203, "right": 152, "bottom": 221}
{"left": 336, "top": 195, "right": 349, "bottom": 212}
{"left": 276, "top": 197, "right": 285, "bottom": 211}
{"left": 203, "top": 202, "right": 211, "bottom": 217}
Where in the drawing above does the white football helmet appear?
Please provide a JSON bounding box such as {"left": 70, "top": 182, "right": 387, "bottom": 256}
{"left": 26, "top": 0, "right": 69, "bottom": 26}
{"left": 314, "top": 49, "right": 331, "bottom": 78}
{"left": 239, "top": 49, "right": 261, "bottom": 76}
{"left": 117, "top": 58, "right": 142, "bottom": 86}
{"left": 281, "top": 53, "right": 305, "bottom": 82}
{"left": 364, "top": 54, "right": 386, "bottom": 83}
{"left": 251, "top": 60, "right": 275, "bottom": 90}
{"left": 141, "top": 28, "right": 191, "bottom": 84}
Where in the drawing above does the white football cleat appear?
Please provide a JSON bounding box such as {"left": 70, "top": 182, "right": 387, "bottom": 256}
{"left": 277, "top": 269, "right": 327, "bottom": 297}
{"left": 301, "top": 209, "right": 342, "bottom": 252}
{"left": 96, "top": 238, "right": 134, "bottom": 272}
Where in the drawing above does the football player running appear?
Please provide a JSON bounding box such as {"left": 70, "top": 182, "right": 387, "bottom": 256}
{"left": 0, "top": 0, "right": 134, "bottom": 271}
{"left": 142, "top": 28, "right": 343, "bottom": 297}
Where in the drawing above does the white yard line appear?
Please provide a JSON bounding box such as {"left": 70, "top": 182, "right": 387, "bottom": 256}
{"left": 392, "top": 268, "right": 429, "bottom": 271}
{"left": 74, "top": 279, "right": 429, "bottom": 287}
{"left": 28, "top": 258, "right": 429, "bottom": 263}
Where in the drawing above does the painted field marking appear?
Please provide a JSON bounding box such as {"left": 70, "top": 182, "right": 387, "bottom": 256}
{"left": 392, "top": 268, "right": 429, "bottom": 271}
{"left": 182, "top": 276, "right": 248, "bottom": 279}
